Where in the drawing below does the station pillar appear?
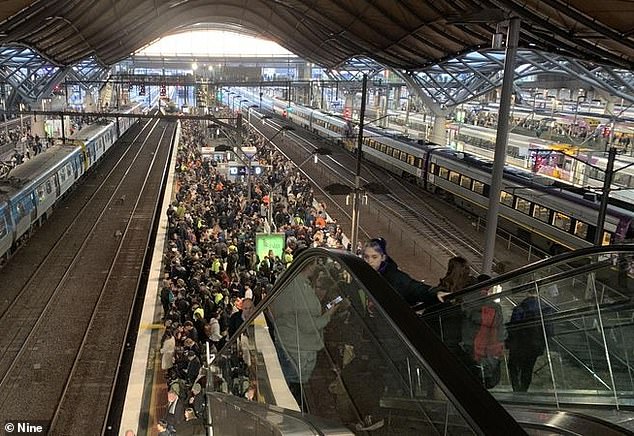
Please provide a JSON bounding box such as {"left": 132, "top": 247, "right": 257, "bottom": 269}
{"left": 30, "top": 115, "right": 45, "bottom": 138}
{"left": 380, "top": 94, "right": 389, "bottom": 126}
{"left": 393, "top": 86, "right": 401, "bottom": 110}
{"left": 430, "top": 114, "right": 447, "bottom": 145}
{"left": 344, "top": 94, "right": 354, "bottom": 120}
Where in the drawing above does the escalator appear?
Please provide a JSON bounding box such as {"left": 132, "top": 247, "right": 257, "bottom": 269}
{"left": 419, "top": 245, "right": 634, "bottom": 434}
{"left": 204, "top": 247, "right": 633, "bottom": 435}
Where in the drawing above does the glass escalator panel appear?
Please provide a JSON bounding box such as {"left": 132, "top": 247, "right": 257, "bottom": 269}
{"left": 207, "top": 251, "right": 524, "bottom": 435}
{"left": 420, "top": 247, "right": 634, "bottom": 410}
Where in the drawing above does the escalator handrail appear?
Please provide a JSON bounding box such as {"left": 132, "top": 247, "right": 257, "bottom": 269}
{"left": 506, "top": 406, "right": 634, "bottom": 436}
{"left": 220, "top": 247, "right": 527, "bottom": 436}
{"left": 445, "top": 244, "right": 634, "bottom": 303}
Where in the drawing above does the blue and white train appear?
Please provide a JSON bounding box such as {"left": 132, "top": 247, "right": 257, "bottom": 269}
{"left": 230, "top": 89, "right": 634, "bottom": 254}
{"left": 0, "top": 104, "right": 142, "bottom": 262}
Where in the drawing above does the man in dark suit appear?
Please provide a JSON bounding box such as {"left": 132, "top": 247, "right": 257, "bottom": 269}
{"left": 165, "top": 390, "right": 185, "bottom": 426}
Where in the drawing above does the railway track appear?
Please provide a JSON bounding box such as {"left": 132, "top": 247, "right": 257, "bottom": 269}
{"left": 256, "top": 114, "right": 491, "bottom": 271}
{"left": 0, "top": 118, "right": 174, "bottom": 433}
{"left": 376, "top": 193, "right": 485, "bottom": 271}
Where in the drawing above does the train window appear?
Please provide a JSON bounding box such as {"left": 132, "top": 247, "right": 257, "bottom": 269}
{"left": 449, "top": 171, "right": 460, "bottom": 184}
{"left": 473, "top": 180, "right": 485, "bottom": 195}
{"left": 407, "top": 155, "right": 415, "bottom": 166}
{"left": 385, "top": 147, "right": 392, "bottom": 156}
{"left": 532, "top": 204, "right": 551, "bottom": 223}
{"left": 574, "top": 221, "right": 589, "bottom": 239}
{"left": 401, "top": 152, "right": 408, "bottom": 162}
{"left": 460, "top": 176, "right": 472, "bottom": 189}
{"left": 16, "top": 202, "right": 26, "bottom": 219}
{"left": 602, "top": 231, "right": 611, "bottom": 246}
{"left": 46, "top": 181, "right": 52, "bottom": 194}
{"left": 430, "top": 163, "right": 437, "bottom": 174}
{"left": 439, "top": 167, "right": 449, "bottom": 179}
{"left": 553, "top": 212, "right": 572, "bottom": 232}
{"left": 0, "top": 217, "right": 6, "bottom": 238}
{"left": 500, "top": 191, "right": 514, "bottom": 207}
{"left": 416, "top": 157, "right": 424, "bottom": 169}
{"left": 60, "top": 169, "right": 66, "bottom": 182}
{"left": 37, "top": 186, "right": 45, "bottom": 201}
{"left": 515, "top": 197, "right": 531, "bottom": 214}
{"left": 380, "top": 144, "right": 386, "bottom": 153}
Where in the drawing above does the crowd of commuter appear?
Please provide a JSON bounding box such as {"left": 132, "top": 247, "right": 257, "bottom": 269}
{"left": 154, "top": 111, "right": 557, "bottom": 433}
{"left": 0, "top": 121, "right": 52, "bottom": 175}
{"left": 155, "top": 118, "right": 347, "bottom": 433}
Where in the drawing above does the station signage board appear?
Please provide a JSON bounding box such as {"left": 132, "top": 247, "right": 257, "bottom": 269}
{"left": 256, "top": 233, "right": 286, "bottom": 262}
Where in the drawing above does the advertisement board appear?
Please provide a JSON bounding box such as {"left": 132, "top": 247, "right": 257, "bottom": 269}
{"left": 256, "top": 233, "right": 286, "bottom": 262}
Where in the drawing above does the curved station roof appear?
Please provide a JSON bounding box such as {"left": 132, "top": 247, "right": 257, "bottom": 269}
{"left": 0, "top": 0, "right": 632, "bottom": 69}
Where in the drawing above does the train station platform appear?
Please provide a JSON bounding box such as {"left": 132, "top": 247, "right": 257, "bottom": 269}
{"left": 118, "top": 123, "right": 181, "bottom": 436}
{"left": 116, "top": 112, "right": 634, "bottom": 435}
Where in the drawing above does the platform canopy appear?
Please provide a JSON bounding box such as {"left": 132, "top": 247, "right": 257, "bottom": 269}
{"left": 0, "top": 0, "right": 632, "bottom": 70}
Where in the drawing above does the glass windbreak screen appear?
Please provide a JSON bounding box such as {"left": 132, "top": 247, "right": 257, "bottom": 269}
{"left": 420, "top": 250, "right": 634, "bottom": 408}
{"left": 209, "top": 255, "right": 479, "bottom": 435}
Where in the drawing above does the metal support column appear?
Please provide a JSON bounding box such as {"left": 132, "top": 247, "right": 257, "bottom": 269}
{"left": 595, "top": 147, "right": 616, "bottom": 245}
{"left": 350, "top": 74, "right": 367, "bottom": 252}
{"left": 482, "top": 17, "right": 521, "bottom": 275}
{"left": 61, "top": 115, "right": 66, "bottom": 144}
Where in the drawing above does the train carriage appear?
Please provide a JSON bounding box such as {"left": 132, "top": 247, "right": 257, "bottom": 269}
{"left": 0, "top": 103, "right": 142, "bottom": 262}
{"left": 231, "top": 87, "right": 633, "bottom": 253}
{"left": 427, "top": 150, "right": 632, "bottom": 252}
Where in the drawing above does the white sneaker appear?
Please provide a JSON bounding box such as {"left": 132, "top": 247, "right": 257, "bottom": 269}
{"left": 355, "top": 417, "right": 385, "bottom": 431}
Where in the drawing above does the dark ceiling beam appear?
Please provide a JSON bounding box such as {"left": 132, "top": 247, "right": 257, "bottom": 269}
{"left": 308, "top": 0, "right": 412, "bottom": 64}
{"left": 20, "top": 2, "right": 105, "bottom": 65}
{"left": 489, "top": 0, "right": 631, "bottom": 68}
{"left": 538, "top": 0, "right": 634, "bottom": 49}
{"left": 363, "top": 2, "right": 453, "bottom": 61}
{"left": 281, "top": 2, "right": 403, "bottom": 67}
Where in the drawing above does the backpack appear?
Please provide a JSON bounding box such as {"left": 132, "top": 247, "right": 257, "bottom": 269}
{"left": 508, "top": 296, "right": 551, "bottom": 354}
{"left": 472, "top": 305, "right": 504, "bottom": 389}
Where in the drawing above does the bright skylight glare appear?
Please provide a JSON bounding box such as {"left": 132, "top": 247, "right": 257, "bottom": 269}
{"left": 136, "top": 30, "right": 296, "bottom": 57}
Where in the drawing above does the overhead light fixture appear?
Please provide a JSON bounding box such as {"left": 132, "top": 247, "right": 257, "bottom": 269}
{"left": 168, "top": 0, "right": 189, "bottom": 8}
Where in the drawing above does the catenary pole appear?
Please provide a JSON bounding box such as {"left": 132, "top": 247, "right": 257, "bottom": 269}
{"left": 595, "top": 147, "right": 617, "bottom": 245}
{"left": 350, "top": 74, "right": 367, "bottom": 252}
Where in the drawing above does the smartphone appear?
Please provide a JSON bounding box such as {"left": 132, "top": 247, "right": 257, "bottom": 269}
{"left": 326, "top": 295, "right": 343, "bottom": 310}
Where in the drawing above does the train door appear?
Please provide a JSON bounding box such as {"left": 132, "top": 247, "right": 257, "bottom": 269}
{"left": 12, "top": 193, "right": 35, "bottom": 241}
{"left": 0, "top": 205, "right": 11, "bottom": 258}
{"left": 615, "top": 216, "right": 633, "bottom": 243}
{"left": 73, "top": 154, "right": 80, "bottom": 179}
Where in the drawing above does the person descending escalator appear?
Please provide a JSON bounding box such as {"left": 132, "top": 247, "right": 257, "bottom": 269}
{"left": 506, "top": 290, "right": 554, "bottom": 392}
{"left": 362, "top": 237, "right": 449, "bottom": 307}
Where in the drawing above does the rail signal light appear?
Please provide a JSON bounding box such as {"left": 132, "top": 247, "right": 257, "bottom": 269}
{"left": 138, "top": 84, "right": 146, "bottom": 96}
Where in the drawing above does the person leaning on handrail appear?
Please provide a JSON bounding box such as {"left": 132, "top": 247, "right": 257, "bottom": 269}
{"left": 362, "top": 237, "right": 449, "bottom": 308}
